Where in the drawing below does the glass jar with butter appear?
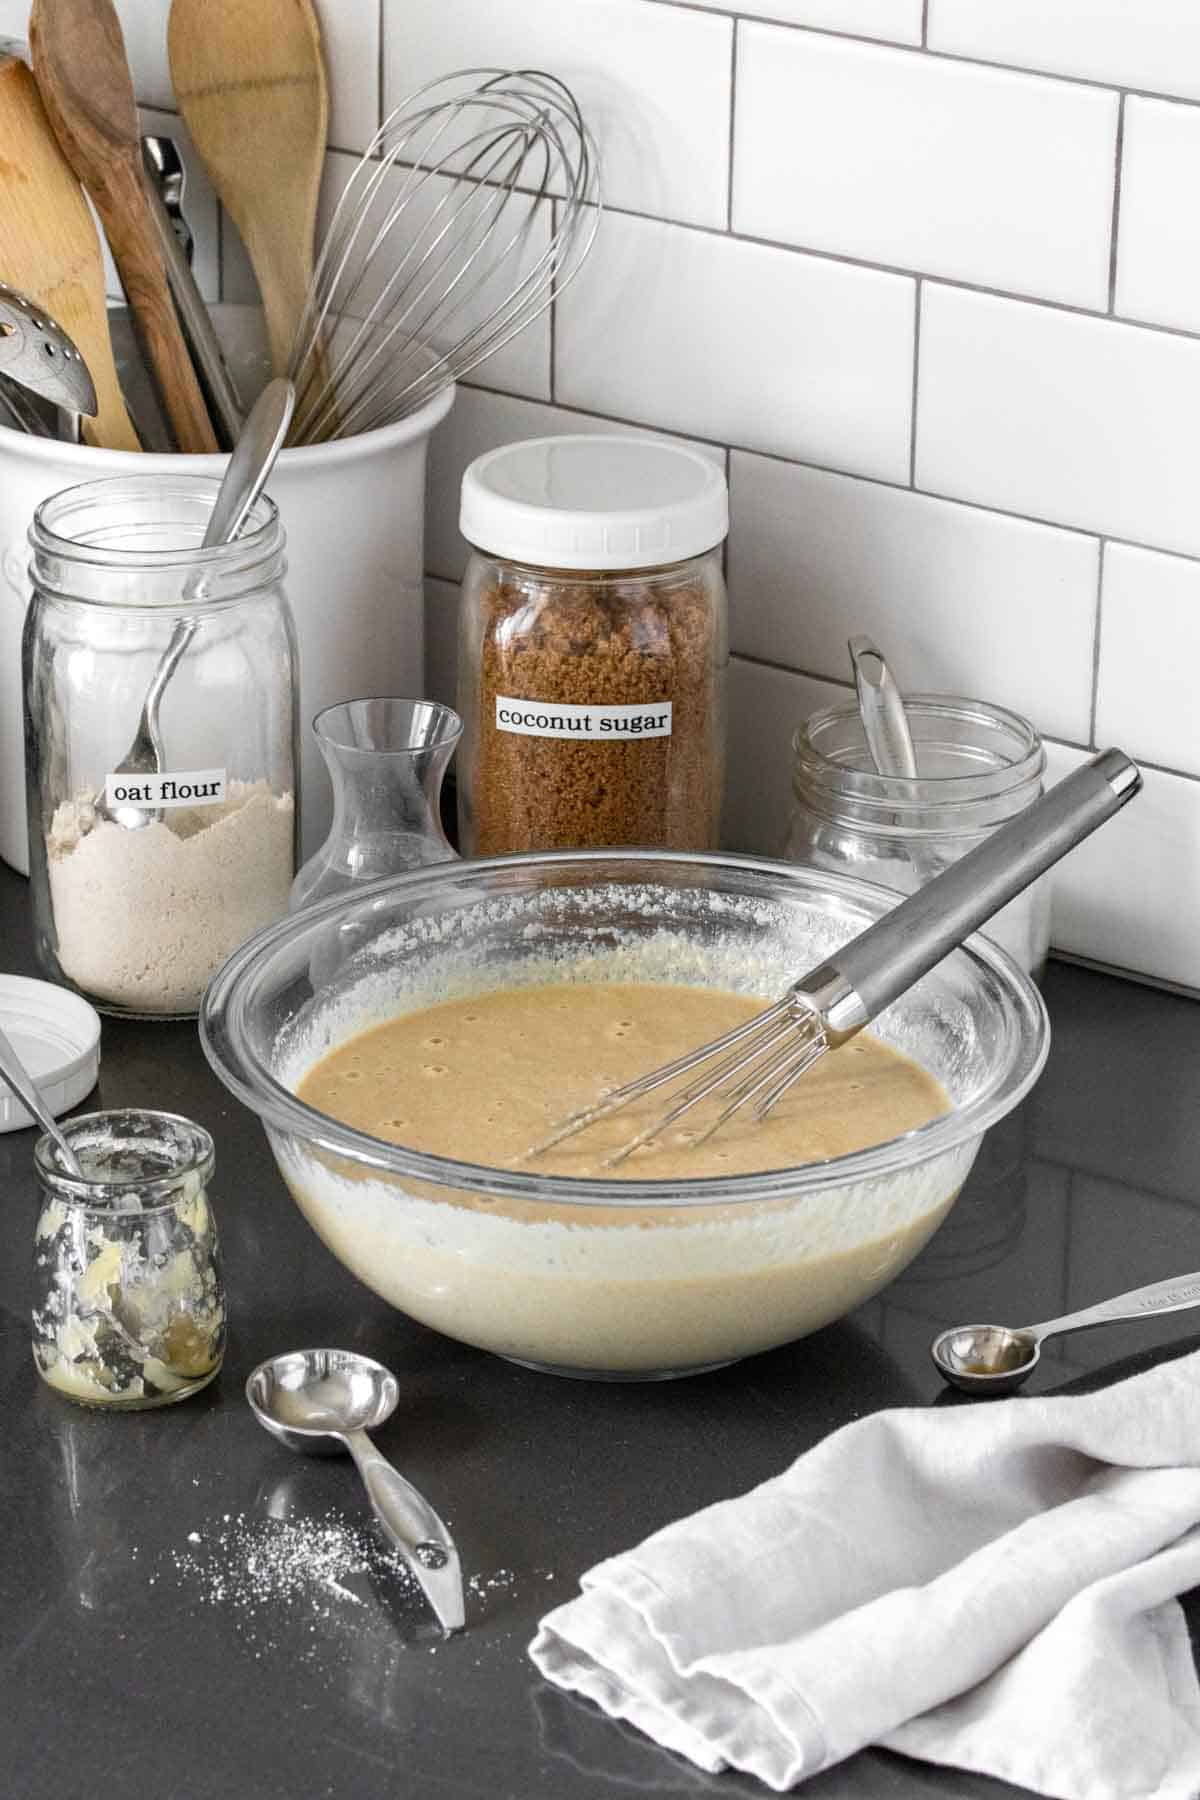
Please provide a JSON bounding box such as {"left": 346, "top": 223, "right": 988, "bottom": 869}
{"left": 32, "top": 1109, "right": 225, "bottom": 1408}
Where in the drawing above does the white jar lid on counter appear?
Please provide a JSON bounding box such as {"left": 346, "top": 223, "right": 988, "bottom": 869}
{"left": 459, "top": 434, "right": 728, "bottom": 570}
{"left": 0, "top": 975, "right": 100, "bottom": 1132}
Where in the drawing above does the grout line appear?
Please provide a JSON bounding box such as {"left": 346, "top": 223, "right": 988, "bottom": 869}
{"left": 1107, "top": 93, "right": 1127, "bottom": 313}
{"left": 456, "top": 375, "right": 1200, "bottom": 571}
{"left": 377, "top": 0, "right": 386, "bottom": 127}
{"left": 589, "top": 196, "right": 1200, "bottom": 343}
{"left": 726, "top": 20, "right": 739, "bottom": 232}
{"left": 730, "top": 648, "right": 854, "bottom": 691}
{"left": 1089, "top": 541, "right": 1106, "bottom": 746}
{"left": 636, "top": 0, "right": 1200, "bottom": 112}
{"left": 908, "top": 278, "right": 922, "bottom": 487}
{"left": 549, "top": 197, "right": 559, "bottom": 403}
{"left": 921, "top": 0, "right": 931, "bottom": 48}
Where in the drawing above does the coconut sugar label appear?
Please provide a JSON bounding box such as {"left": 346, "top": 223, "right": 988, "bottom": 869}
{"left": 495, "top": 697, "right": 673, "bottom": 741}
{"left": 103, "top": 767, "right": 228, "bottom": 810}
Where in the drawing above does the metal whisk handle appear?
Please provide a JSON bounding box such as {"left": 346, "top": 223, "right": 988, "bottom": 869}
{"left": 793, "top": 747, "right": 1141, "bottom": 1038}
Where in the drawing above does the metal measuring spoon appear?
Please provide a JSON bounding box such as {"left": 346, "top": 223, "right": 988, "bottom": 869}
{"left": 246, "top": 1348, "right": 465, "bottom": 1632}
{"left": 932, "top": 1270, "right": 1200, "bottom": 1396}
{"left": 99, "top": 376, "right": 294, "bottom": 830}
{"left": 0, "top": 1022, "right": 84, "bottom": 1176}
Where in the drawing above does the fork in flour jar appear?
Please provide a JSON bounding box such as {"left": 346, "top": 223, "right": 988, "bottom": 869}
{"left": 24, "top": 474, "right": 298, "bottom": 1017}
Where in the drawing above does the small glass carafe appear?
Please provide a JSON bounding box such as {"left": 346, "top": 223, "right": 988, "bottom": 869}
{"left": 289, "top": 698, "right": 461, "bottom": 912}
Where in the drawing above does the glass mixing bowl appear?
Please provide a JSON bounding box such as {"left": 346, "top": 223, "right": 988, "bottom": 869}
{"left": 200, "top": 851, "right": 1049, "bottom": 1379}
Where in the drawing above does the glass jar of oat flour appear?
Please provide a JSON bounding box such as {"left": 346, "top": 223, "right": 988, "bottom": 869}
{"left": 457, "top": 436, "right": 728, "bottom": 854}
{"left": 25, "top": 477, "right": 298, "bottom": 1017}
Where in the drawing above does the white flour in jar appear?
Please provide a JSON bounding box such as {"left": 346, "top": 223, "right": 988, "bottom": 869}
{"left": 47, "top": 779, "right": 293, "bottom": 1012}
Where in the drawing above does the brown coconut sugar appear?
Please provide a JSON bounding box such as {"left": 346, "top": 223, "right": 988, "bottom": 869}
{"left": 466, "top": 564, "right": 724, "bottom": 854}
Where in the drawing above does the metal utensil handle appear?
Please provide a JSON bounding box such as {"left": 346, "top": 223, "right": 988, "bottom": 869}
{"left": 140, "top": 137, "right": 243, "bottom": 449}
{"left": 0, "top": 1022, "right": 83, "bottom": 1174}
{"left": 849, "top": 635, "right": 918, "bottom": 779}
{"left": 825, "top": 748, "right": 1141, "bottom": 1024}
{"left": 345, "top": 1429, "right": 465, "bottom": 1631}
{"left": 1028, "top": 1271, "right": 1200, "bottom": 1345}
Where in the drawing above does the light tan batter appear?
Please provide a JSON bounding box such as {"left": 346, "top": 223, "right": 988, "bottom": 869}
{"left": 298, "top": 981, "right": 950, "bottom": 1178}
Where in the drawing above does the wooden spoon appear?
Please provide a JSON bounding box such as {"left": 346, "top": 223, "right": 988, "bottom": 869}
{"left": 28, "top": 0, "right": 218, "bottom": 453}
{"left": 0, "top": 54, "right": 138, "bottom": 450}
{"left": 169, "top": 0, "right": 328, "bottom": 379}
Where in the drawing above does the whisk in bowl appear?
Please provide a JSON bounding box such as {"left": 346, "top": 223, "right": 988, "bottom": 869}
{"left": 531, "top": 749, "right": 1141, "bottom": 1168}
{"left": 286, "top": 68, "right": 599, "bottom": 446}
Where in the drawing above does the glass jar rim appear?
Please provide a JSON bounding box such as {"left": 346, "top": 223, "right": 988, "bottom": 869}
{"left": 35, "top": 1108, "right": 215, "bottom": 1210}
{"left": 30, "top": 475, "right": 282, "bottom": 578}
{"left": 792, "top": 694, "right": 1045, "bottom": 807}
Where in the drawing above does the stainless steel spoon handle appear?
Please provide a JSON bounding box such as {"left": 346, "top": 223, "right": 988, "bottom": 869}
{"left": 0, "top": 1022, "right": 83, "bottom": 1175}
{"left": 344, "top": 1428, "right": 465, "bottom": 1632}
{"left": 848, "top": 634, "right": 918, "bottom": 779}
{"left": 803, "top": 748, "right": 1141, "bottom": 1032}
{"left": 1026, "top": 1271, "right": 1200, "bottom": 1347}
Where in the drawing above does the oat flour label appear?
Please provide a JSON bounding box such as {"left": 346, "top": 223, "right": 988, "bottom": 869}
{"left": 103, "top": 767, "right": 228, "bottom": 810}
{"left": 495, "top": 697, "right": 673, "bottom": 741}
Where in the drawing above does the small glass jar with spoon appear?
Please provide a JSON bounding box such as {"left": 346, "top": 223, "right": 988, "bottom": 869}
{"left": 785, "top": 643, "right": 1051, "bottom": 979}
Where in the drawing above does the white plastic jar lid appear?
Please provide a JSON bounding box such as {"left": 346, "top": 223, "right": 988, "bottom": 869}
{"left": 0, "top": 975, "right": 101, "bottom": 1133}
{"left": 459, "top": 434, "right": 728, "bottom": 571}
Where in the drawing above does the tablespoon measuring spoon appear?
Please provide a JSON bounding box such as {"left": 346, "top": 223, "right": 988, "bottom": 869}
{"left": 932, "top": 1269, "right": 1200, "bottom": 1396}
{"left": 246, "top": 1348, "right": 465, "bottom": 1632}
{"left": 0, "top": 1022, "right": 84, "bottom": 1176}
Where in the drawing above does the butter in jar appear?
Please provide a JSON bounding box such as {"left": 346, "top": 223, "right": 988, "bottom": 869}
{"left": 32, "top": 1110, "right": 225, "bottom": 1408}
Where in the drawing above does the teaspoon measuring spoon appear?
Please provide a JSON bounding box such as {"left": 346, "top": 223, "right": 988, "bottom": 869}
{"left": 932, "top": 1270, "right": 1200, "bottom": 1396}
{"left": 848, "top": 634, "right": 919, "bottom": 780}
{"left": 246, "top": 1348, "right": 465, "bottom": 1632}
{"left": 0, "top": 1022, "right": 84, "bottom": 1176}
{"left": 99, "top": 376, "right": 294, "bottom": 830}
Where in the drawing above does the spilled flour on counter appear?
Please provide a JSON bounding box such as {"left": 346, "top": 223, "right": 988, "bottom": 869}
{"left": 47, "top": 779, "right": 293, "bottom": 1012}
{"left": 157, "top": 1508, "right": 523, "bottom": 1662}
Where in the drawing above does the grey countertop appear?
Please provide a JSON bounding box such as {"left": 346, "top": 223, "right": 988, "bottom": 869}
{"left": 3, "top": 858, "right": 1199, "bottom": 1800}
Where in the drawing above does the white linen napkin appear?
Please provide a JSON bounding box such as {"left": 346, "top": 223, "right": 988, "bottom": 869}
{"left": 529, "top": 1349, "right": 1200, "bottom": 1799}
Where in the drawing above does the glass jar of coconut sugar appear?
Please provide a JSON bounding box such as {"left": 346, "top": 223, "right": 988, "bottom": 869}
{"left": 24, "top": 476, "right": 298, "bottom": 1017}
{"left": 785, "top": 695, "right": 1052, "bottom": 980}
{"left": 32, "top": 1110, "right": 225, "bottom": 1409}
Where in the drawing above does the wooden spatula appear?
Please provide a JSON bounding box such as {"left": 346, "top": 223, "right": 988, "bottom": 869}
{"left": 28, "top": 0, "right": 218, "bottom": 453}
{"left": 168, "top": 0, "right": 328, "bottom": 378}
{"left": 0, "top": 54, "right": 138, "bottom": 451}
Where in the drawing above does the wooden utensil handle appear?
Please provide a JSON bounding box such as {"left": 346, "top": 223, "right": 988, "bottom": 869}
{"left": 100, "top": 159, "right": 217, "bottom": 454}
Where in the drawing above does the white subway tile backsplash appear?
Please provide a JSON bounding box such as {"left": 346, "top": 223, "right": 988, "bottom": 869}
{"left": 557, "top": 210, "right": 915, "bottom": 481}
{"left": 728, "top": 453, "right": 1098, "bottom": 743}
{"left": 426, "top": 386, "right": 723, "bottom": 584}
{"left": 382, "top": 0, "right": 732, "bottom": 230}
{"left": 735, "top": 30, "right": 1116, "bottom": 309}
{"left": 425, "top": 576, "right": 459, "bottom": 711}
{"left": 928, "top": 0, "right": 1200, "bottom": 104}
{"left": 1044, "top": 744, "right": 1200, "bottom": 989}
{"left": 1095, "top": 545, "right": 1200, "bottom": 777}
{"left": 1114, "top": 99, "right": 1200, "bottom": 337}
{"left": 916, "top": 285, "right": 1200, "bottom": 559}
{"left": 312, "top": 0, "right": 379, "bottom": 154}
{"left": 688, "top": 0, "right": 921, "bottom": 42}
{"left": 725, "top": 657, "right": 847, "bottom": 855}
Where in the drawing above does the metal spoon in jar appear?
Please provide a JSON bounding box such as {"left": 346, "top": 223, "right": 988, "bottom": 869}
{"left": 0, "top": 1023, "right": 84, "bottom": 1176}
{"left": 246, "top": 1348, "right": 465, "bottom": 1632}
{"left": 932, "top": 1269, "right": 1200, "bottom": 1397}
{"left": 98, "top": 376, "right": 295, "bottom": 831}
{"left": 848, "top": 634, "right": 919, "bottom": 780}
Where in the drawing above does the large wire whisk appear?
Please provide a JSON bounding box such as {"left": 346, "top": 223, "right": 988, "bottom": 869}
{"left": 286, "top": 69, "right": 599, "bottom": 446}
{"left": 531, "top": 751, "right": 1141, "bottom": 1169}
